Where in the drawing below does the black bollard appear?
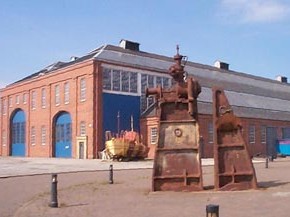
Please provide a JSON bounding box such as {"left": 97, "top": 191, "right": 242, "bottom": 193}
{"left": 206, "top": 204, "right": 219, "bottom": 217}
{"left": 265, "top": 156, "right": 269, "bottom": 168}
{"left": 49, "top": 173, "right": 58, "bottom": 208}
{"left": 109, "top": 164, "right": 114, "bottom": 184}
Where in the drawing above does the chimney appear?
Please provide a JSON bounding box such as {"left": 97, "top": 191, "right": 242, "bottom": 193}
{"left": 214, "top": 60, "right": 229, "bottom": 70}
{"left": 119, "top": 39, "right": 140, "bottom": 51}
{"left": 276, "top": 75, "right": 288, "bottom": 83}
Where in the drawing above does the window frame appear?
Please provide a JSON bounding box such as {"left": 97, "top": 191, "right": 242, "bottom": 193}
{"left": 150, "top": 127, "right": 158, "bottom": 145}
{"left": 103, "top": 68, "right": 112, "bottom": 90}
{"left": 80, "top": 121, "right": 86, "bottom": 136}
{"left": 80, "top": 78, "right": 86, "bottom": 102}
{"left": 31, "top": 91, "right": 36, "bottom": 110}
{"left": 16, "top": 95, "right": 20, "bottom": 105}
{"left": 23, "top": 93, "right": 28, "bottom": 104}
{"left": 121, "top": 71, "right": 130, "bottom": 92}
{"left": 261, "top": 125, "right": 266, "bottom": 144}
{"left": 8, "top": 96, "right": 13, "bottom": 108}
{"left": 129, "top": 72, "right": 138, "bottom": 93}
{"left": 2, "top": 99, "right": 7, "bottom": 115}
{"left": 55, "top": 84, "right": 60, "bottom": 106}
{"left": 112, "top": 70, "right": 121, "bottom": 91}
{"left": 31, "top": 126, "right": 36, "bottom": 146}
{"left": 41, "top": 125, "right": 46, "bottom": 145}
{"left": 41, "top": 88, "right": 46, "bottom": 108}
{"left": 208, "top": 122, "right": 214, "bottom": 143}
{"left": 2, "top": 130, "right": 6, "bottom": 146}
{"left": 102, "top": 68, "right": 138, "bottom": 94}
{"left": 249, "top": 124, "right": 255, "bottom": 144}
{"left": 64, "top": 82, "right": 70, "bottom": 104}
{"left": 282, "top": 127, "right": 290, "bottom": 139}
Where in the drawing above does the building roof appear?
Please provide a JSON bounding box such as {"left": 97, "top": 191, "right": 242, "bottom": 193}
{"left": 6, "top": 41, "right": 290, "bottom": 121}
{"left": 10, "top": 46, "right": 105, "bottom": 85}
{"left": 96, "top": 43, "right": 290, "bottom": 121}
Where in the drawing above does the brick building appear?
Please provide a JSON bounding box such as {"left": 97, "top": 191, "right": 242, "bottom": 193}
{"left": 1, "top": 39, "right": 290, "bottom": 159}
{"left": 141, "top": 61, "right": 290, "bottom": 158}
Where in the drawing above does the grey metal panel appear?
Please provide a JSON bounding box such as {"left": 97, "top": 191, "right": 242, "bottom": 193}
{"left": 198, "top": 87, "right": 290, "bottom": 113}
{"left": 198, "top": 87, "right": 212, "bottom": 103}
{"left": 198, "top": 101, "right": 290, "bottom": 122}
{"left": 96, "top": 49, "right": 172, "bottom": 72}
{"left": 197, "top": 102, "right": 212, "bottom": 115}
{"left": 144, "top": 91, "right": 290, "bottom": 121}
{"left": 187, "top": 67, "right": 290, "bottom": 98}
{"left": 194, "top": 75, "right": 290, "bottom": 101}
{"left": 233, "top": 106, "right": 290, "bottom": 121}
{"left": 225, "top": 90, "right": 290, "bottom": 112}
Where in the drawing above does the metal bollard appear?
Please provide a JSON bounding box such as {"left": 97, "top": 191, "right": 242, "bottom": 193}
{"left": 49, "top": 173, "right": 58, "bottom": 208}
{"left": 206, "top": 204, "right": 219, "bottom": 217}
{"left": 265, "top": 156, "right": 269, "bottom": 168}
{"left": 109, "top": 164, "right": 114, "bottom": 184}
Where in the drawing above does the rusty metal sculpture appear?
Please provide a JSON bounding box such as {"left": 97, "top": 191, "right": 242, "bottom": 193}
{"left": 213, "top": 88, "right": 258, "bottom": 191}
{"left": 146, "top": 46, "right": 203, "bottom": 191}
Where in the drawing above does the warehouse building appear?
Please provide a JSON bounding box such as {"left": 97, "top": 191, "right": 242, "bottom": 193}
{"left": 1, "top": 39, "right": 290, "bottom": 159}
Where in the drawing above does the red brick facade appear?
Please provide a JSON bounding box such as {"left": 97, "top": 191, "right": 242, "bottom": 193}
{"left": 141, "top": 113, "right": 290, "bottom": 159}
{"left": 0, "top": 59, "right": 100, "bottom": 159}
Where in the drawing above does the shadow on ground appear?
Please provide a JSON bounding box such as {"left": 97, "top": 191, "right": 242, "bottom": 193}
{"left": 258, "top": 180, "right": 290, "bottom": 189}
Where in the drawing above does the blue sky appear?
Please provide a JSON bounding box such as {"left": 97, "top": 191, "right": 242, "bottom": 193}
{"left": 1, "top": 0, "right": 290, "bottom": 87}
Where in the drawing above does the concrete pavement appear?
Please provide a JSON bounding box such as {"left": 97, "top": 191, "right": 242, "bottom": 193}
{"left": 3, "top": 157, "right": 290, "bottom": 217}
{"left": 0, "top": 157, "right": 219, "bottom": 178}
{"left": 0, "top": 157, "right": 153, "bottom": 178}
{"left": 0, "top": 156, "right": 276, "bottom": 217}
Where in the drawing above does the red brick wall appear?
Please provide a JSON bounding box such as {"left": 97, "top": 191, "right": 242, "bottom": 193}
{"left": 141, "top": 113, "right": 290, "bottom": 158}
{"left": 140, "top": 116, "right": 159, "bottom": 159}
{"left": 94, "top": 62, "right": 104, "bottom": 156}
{"left": 0, "top": 60, "right": 97, "bottom": 158}
{"left": 198, "top": 115, "right": 213, "bottom": 158}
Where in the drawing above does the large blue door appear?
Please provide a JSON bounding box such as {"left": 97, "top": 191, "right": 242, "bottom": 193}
{"left": 54, "top": 112, "right": 72, "bottom": 158}
{"left": 11, "top": 110, "right": 26, "bottom": 156}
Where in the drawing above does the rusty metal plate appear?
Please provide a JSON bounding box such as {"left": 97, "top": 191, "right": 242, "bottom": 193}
{"left": 147, "top": 47, "right": 203, "bottom": 191}
{"left": 159, "top": 122, "right": 198, "bottom": 148}
{"left": 153, "top": 150, "right": 201, "bottom": 191}
{"left": 152, "top": 121, "right": 202, "bottom": 191}
{"left": 213, "top": 88, "right": 258, "bottom": 191}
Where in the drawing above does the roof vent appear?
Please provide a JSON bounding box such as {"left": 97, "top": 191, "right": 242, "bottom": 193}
{"left": 119, "top": 39, "right": 140, "bottom": 51}
{"left": 70, "top": 56, "right": 78, "bottom": 61}
{"left": 214, "top": 60, "right": 229, "bottom": 70}
{"left": 43, "top": 61, "right": 64, "bottom": 71}
{"left": 276, "top": 75, "right": 288, "bottom": 83}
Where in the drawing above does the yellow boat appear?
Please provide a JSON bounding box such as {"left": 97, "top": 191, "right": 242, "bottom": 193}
{"left": 105, "top": 131, "right": 149, "bottom": 160}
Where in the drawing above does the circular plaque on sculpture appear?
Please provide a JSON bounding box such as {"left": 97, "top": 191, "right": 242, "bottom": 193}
{"left": 174, "top": 128, "right": 182, "bottom": 137}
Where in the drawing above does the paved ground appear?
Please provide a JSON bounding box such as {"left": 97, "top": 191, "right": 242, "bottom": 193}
{"left": 0, "top": 157, "right": 155, "bottom": 178}
{"left": 1, "top": 157, "right": 290, "bottom": 217}
{"left": 0, "top": 157, "right": 224, "bottom": 177}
